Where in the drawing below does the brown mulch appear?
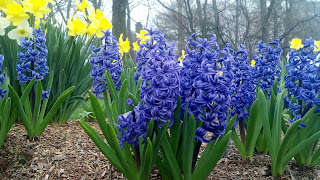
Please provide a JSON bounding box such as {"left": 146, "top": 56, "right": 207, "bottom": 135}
{"left": 1, "top": 120, "right": 320, "bottom": 179}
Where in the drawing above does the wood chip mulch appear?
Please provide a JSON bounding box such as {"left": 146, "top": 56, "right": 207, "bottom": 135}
{"left": 1, "top": 120, "right": 320, "bottom": 179}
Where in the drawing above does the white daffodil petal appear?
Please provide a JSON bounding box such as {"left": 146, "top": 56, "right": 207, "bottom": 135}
{"left": 8, "top": 29, "right": 19, "bottom": 40}
{"left": 18, "top": 20, "right": 29, "bottom": 28}
{"left": 0, "top": 18, "right": 10, "bottom": 29}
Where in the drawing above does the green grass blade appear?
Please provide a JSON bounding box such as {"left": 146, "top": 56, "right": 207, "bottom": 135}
{"left": 182, "top": 114, "right": 196, "bottom": 180}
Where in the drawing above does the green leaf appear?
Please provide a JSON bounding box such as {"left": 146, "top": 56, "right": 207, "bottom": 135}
{"left": 37, "top": 86, "right": 75, "bottom": 134}
{"left": 78, "top": 120, "right": 124, "bottom": 171}
{"left": 161, "top": 134, "right": 183, "bottom": 180}
{"left": 9, "top": 85, "right": 34, "bottom": 140}
{"left": 128, "top": 93, "right": 139, "bottom": 106}
{"left": 105, "top": 72, "right": 118, "bottom": 102}
{"left": 32, "top": 81, "right": 43, "bottom": 129}
{"left": 171, "top": 97, "right": 182, "bottom": 155}
{"left": 182, "top": 114, "right": 196, "bottom": 180}
{"left": 231, "top": 129, "right": 246, "bottom": 159}
{"left": 245, "top": 100, "right": 261, "bottom": 157}
{"left": 140, "top": 138, "right": 153, "bottom": 180}
{"left": 119, "top": 79, "right": 128, "bottom": 114}
{"left": 192, "top": 131, "right": 232, "bottom": 180}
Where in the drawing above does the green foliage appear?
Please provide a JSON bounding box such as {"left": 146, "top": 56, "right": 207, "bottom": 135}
{"left": 43, "top": 20, "right": 99, "bottom": 123}
{"left": 79, "top": 90, "right": 169, "bottom": 180}
{"left": 9, "top": 74, "right": 75, "bottom": 140}
{"left": 0, "top": 68, "right": 16, "bottom": 147}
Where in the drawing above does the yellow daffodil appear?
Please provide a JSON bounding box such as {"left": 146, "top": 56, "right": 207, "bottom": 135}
{"left": 34, "top": 17, "right": 40, "bottom": 28}
{"left": 3, "top": 1, "right": 29, "bottom": 26}
{"left": 8, "top": 20, "right": 33, "bottom": 44}
{"left": 133, "top": 41, "right": 140, "bottom": 51}
{"left": 178, "top": 50, "right": 186, "bottom": 62}
{"left": 0, "top": 17, "right": 10, "bottom": 36}
{"left": 45, "top": 28, "right": 47, "bottom": 37}
{"left": 112, "top": 59, "right": 117, "bottom": 64}
{"left": 251, "top": 59, "right": 255, "bottom": 67}
{"left": 67, "top": 17, "right": 87, "bottom": 36}
{"left": 136, "top": 29, "right": 150, "bottom": 42}
{"left": 75, "top": 0, "right": 89, "bottom": 15}
{"left": 87, "top": 9, "right": 112, "bottom": 37}
{"left": 290, "top": 38, "right": 304, "bottom": 50}
{"left": 0, "top": 0, "right": 13, "bottom": 10}
{"left": 118, "top": 34, "right": 130, "bottom": 56}
{"left": 314, "top": 41, "right": 320, "bottom": 52}
{"left": 22, "top": 0, "right": 52, "bottom": 18}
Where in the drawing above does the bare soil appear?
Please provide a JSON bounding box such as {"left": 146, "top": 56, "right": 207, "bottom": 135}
{"left": 0, "top": 120, "right": 319, "bottom": 180}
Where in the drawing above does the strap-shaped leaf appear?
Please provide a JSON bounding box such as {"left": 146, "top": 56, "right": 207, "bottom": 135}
{"left": 245, "top": 100, "right": 262, "bottom": 157}
{"left": 192, "top": 131, "right": 232, "bottom": 180}
{"left": 231, "top": 129, "right": 246, "bottom": 159}
{"left": 9, "top": 85, "right": 34, "bottom": 139}
{"left": 105, "top": 72, "right": 118, "bottom": 102}
{"left": 119, "top": 79, "right": 128, "bottom": 114}
{"left": 140, "top": 138, "right": 153, "bottom": 180}
{"left": 33, "top": 81, "right": 43, "bottom": 129}
{"left": 78, "top": 120, "right": 123, "bottom": 171}
{"left": 272, "top": 91, "right": 285, "bottom": 155}
{"left": 37, "top": 86, "right": 75, "bottom": 134}
{"left": 171, "top": 97, "right": 182, "bottom": 156}
{"left": 182, "top": 114, "right": 196, "bottom": 180}
{"left": 128, "top": 93, "right": 139, "bottom": 106}
{"left": 38, "top": 71, "right": 54, "bottom": 122}
{"left": 161, "top": 134, "right": 183, "bottom": 180}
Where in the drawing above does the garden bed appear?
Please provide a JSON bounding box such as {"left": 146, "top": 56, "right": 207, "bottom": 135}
{"left": 0, "top": 120, "right": 319, "bottom": 180}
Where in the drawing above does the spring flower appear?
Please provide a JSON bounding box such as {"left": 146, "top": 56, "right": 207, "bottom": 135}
{"left": 136, "top": 29, "right": 150, "bottom": 42}
{"left": 21, "top": 0, "right": 52, "bottom": 18}
{"left": 0, "top": 0, "right": 14, "bottom": 10}
{"left": 117, "top": 28, "right": 180, "bottom": 148}
{"left": 180, "top": 33, "right": 234, "bottom": 143}
{"left": 67, "top": 17, "right": 87, "bottom": 36}
{"left": 231, "top": 45, "right": 256, "bottom": 124}
{"left": 16, "top": 27, "right": 49, "bottom": 84}
{"left": 0, "top": 17, "right": 10, "bottom": 36}
{"left": 314, "top": 40, "right": 320, "bottom": 52}
{"left": 290, "top": 38, "right": 304, "bottom": 50}
{"left": 87, "top": 9, "right": 112, "bottom": 37}
{"left": 178, "top": 50, "right": 186, "bottom": 63}
{"left": 250, "top": 59, "right": 255, "bottom": 67}
{"left": 89, "top": 30, "right": 123, "bottom": 98}
{"left": 0, "top": 54, "right": 7, "bottom": 100}
{"left": 3, "top": 1, "right": 29, "bottom": 26}
{"left": 252, "top": 38, "right": 282, "bottom": 95}
{"left": 133, "top": 41, "right": 140, "bottom": 51}
{"left": 8, "top": 20, "right": 33, "bottom": 44}
{"left": 75, "top": 0, "right": 89, "bottom": 15}
{"left": 118, "top": 34, "right": 130, "bottom": 56}
{"left": 285, "top": 37, "right": 320, "bottom": 127}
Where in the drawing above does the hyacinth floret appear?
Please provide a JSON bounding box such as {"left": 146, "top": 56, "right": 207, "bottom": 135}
{"left": 89, "top": 30, "right": 123, "bottom": 98}
{"left": 252, "top": 38, "right": 282, "bottom": 95}
{"left": 231, "top": 45, "right": 256, "bottom": 124}
{"left": 16, "top": 27, "right": 49, "bottom": 85}
{"left": 285, "top": 37, "right": 320, "bottom": 127}
{"left": 117, "top": 28, "right": 180, "bottom": 148}
{"left": 0, "top": 54, "right": 7, "bottom": 100}
{"left": 180, "top": 33, "right": 234, "bottom": 143}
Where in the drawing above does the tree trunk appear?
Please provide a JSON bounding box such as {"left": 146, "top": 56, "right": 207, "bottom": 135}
{"left": 177, "top": 0, "right": 184, "bottom": 53}
{"left": 235, "top": 0, "right": 240, "bottom": 46}
{"left": 260, "top": 0, "right": 268, "bottom": 42}
{"left": 112, "top": 0, "right": 127, "bottom": 39}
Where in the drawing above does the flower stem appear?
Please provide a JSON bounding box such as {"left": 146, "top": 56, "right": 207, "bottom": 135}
{"left": 134, "top": 145, "right": 141, "bottom": 173}
{"left": 239, "top": 120, "right": 246, "bottom": 144}
{"left": 192, "top": 141, "right": 202, "bottom": 172}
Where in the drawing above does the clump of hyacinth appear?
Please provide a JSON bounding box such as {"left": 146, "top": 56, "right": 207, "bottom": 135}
{"left": 117, "top": 29, "right": 180, "bottom": 148}
{"left": 285, "top": 37, "right": 320, "bottom": 127}
{"left": 89, "top": 30, "right": 123, "bottom": 98}
{"left": 16, "top": 27, "right": 49, "bottom": 85}
{"left": 251, "top": 38, "right": 282, "bottom": 95}
{"left": 180, "top": 33, "right": 234, "bottom": 143}
{"left": 0, "top": 55, "right": 7, "bottom": 100}
{"left": 231, "top": 45, "right": 256, "bottom": 123}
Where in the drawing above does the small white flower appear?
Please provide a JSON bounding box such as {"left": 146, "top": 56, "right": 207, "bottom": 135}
{"left": 0, "top": 17, "right": 10, "bottom": 36}
{"left": 8, "top": 20, "right": 33, "bottom": 44}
